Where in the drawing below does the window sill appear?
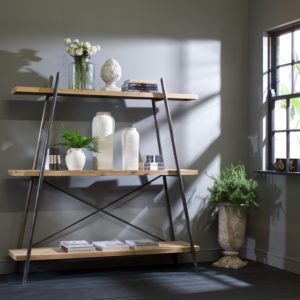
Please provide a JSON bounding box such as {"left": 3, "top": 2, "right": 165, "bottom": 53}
{"left": 254, "top": 170, "right": 300, "bottom": 176}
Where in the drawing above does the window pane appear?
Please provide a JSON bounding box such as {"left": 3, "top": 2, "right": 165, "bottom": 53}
{"left": 290, "top": 98, "right": 300, "bottom": 129}
{"left": 290, "top": 132, "right": 300, "bottom": 158}
{"left": 274, "top": 100, "right": 286, "bottom": 130}
{"left": 274, "top": 132, "right": 286, "bottom": 159}
{"left": 277, "top": 32, "right": 291, "bottom": 65}
{"left": 294, "top": 29, "right": 300, "bottom": 61}
{"left": 277, "top": 66, "right": 292, "bottom": 95}
{"left": 294, "top": 63, "right": 300, "bottom": 93}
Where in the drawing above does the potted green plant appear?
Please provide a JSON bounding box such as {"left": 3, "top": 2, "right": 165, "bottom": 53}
{"left": 56, "top": 125, "right": 96, "bottom": 170}
{"left": 208, "top": 164, "right": 258, "bottom": 269}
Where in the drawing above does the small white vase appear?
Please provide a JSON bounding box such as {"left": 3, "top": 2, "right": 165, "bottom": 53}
{"left": 92, "top": 112, "right": 115, "bottom": 170}
{"left": 65, "top": 148, "right": 86, "bottom": 170}
{"left": 122, "top": 127, "right": 139, "bottom": 170}
{"left": 100, "top": 58, "right": 122, "bottom": 91}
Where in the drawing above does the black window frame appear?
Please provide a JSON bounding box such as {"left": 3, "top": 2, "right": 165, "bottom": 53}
{"left": 267, "top": 21, "right": 300, "bottom": 171}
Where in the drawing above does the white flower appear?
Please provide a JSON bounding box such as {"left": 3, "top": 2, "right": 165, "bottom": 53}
{"left": 75, "top": 48, "right": 83, "bottom": 56}
{"left": 64, "top": 37, "right": 71, "bottom": 45}
{"left": 84, "top": 42, "right": 91, "bottom": 48}
{"left": 64, "top": 38, "right": 101, "bottom": 57}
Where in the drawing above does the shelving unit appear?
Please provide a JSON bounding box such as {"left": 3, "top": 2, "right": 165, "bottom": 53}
{"left": 8, "top": 74, "right": 200, "bottom": 283}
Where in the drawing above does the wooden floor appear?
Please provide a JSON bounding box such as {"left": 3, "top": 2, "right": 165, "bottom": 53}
{"left": 0, "top": 262, "right": 299, "bottom": 300}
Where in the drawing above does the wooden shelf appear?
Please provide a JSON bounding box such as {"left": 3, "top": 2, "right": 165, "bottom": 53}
{"left": 11, "top": 86, "right": 198, "bottom": 102}
{"left": 8, "top": 169, "right": 198, "bottom": 177}
{"left": 8, "top": 241, "right": 200, "bottom": 261}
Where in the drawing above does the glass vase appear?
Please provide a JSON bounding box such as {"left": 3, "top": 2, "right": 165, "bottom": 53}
{"left": 68, "top": 57, "right": 95, "bottom": 90}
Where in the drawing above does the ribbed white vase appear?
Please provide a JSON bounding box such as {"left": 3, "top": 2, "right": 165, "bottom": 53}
{"left": 92, "top": 112, "right": 115, "bottom": 170}
{"left": 122, "top": 127, "right": 139, "bottom": 170}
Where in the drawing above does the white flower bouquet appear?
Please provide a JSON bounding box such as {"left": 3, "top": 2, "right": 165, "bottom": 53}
{"left": 64, "top": 38, "right": 101, "bottom": 90}
{"left": 64, "top": 37, "right": 101, "bottom": 58}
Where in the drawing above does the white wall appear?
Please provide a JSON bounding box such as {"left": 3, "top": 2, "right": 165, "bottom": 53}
{"left": 0, "top": 0, "right": 249, "bottom": 274}
{"left": 247, "top": 0, "right": 300, "bottom": 274}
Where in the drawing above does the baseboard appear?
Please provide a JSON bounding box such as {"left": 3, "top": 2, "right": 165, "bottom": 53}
{"left": 0, "top": 259, "right": 16, "bottom": 275}
{"left": 245, "top": 247, "right": 300, "bottom": 274}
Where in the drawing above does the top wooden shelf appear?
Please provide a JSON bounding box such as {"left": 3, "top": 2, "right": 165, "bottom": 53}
{"left": 11, "top": 86, "right": 198, "bottom": 102}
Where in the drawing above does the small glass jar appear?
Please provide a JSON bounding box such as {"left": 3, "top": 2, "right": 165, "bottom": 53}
{"left": 68, "top": 57, "right": 95, "bottom": 90}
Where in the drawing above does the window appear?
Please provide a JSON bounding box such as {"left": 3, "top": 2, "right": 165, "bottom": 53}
{"left": 268, "top": 22, "right": 300, "bottom": 171}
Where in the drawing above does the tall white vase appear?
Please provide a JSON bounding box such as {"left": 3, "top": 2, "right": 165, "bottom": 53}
{"left": 122, "top": 127, "right": 139, "bottom": 170}
{"left": 92, "top": 112, "right": 115, "bottom": 170}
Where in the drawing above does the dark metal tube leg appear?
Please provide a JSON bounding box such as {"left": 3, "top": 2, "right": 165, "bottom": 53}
{"left": 151, "top": 100, "right": 176, "bottom": 242}
{"left": 22, "top": 73, "right": 60, "bottom": 284}
{"left": 160, "top": 78, "right": 198, "bottom": 271}
{"left": 18, "top": 77, "right": 53, "bottom": 249}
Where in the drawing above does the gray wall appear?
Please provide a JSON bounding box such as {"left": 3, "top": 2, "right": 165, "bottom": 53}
{"left": 0, "top": 0, "right": 249, "bottom": 274}
{"left": 247, "top": 0, "right": 300, "bottom": 274}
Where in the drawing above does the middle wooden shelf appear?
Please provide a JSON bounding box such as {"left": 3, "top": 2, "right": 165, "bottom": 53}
{"left": 8, "top": 169, "right": 199, "bottom": 177}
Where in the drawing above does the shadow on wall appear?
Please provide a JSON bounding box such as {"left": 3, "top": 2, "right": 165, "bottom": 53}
{"left": 0, "top": 49, "right": 48, "bottom": 97}
{"left": 249, "top": 175, "right": 282, "bottom": 263}
{"left": 0, "top": 49, "right": 48, "bottom": 121}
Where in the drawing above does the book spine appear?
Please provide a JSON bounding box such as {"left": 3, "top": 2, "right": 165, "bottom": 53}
{"left": 124, "top": 79, "right": 157, "bottom": 85}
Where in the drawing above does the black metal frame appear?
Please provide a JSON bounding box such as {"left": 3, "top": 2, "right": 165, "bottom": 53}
{"left": 18, "top": 75, "right": 198, "bottom": 283}
{"left": 268, "top": 23, "right": 300, "bottom": 170}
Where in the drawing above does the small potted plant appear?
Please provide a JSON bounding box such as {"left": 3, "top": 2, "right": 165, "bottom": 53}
{"left": 56, "top": 125, "right": 96, "bottom": 170}
{"left": 208, "top": 164, "right": 258, "bottom": 269}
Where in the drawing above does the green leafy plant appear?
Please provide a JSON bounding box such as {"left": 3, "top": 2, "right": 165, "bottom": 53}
{"left": 56, "top": 125, "right": 97, "bottom": 151}
{"left": 208, "top": 164, "right": 259, "bottom": 209}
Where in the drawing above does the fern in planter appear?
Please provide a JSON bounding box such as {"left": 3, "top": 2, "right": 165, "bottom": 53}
{"left": 208, "top": 164, "right": 259, "bottom": 209}
{"left": 56, "top": 125, "right": 97, "bottom": 152}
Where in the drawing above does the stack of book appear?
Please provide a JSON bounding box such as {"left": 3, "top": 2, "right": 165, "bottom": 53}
{"left": 60, "top": 240, "right": 95, "bottom": 252}
{"left": 125, "top": 239, "right": 159, "bottom": 249}
{"left": 92, "top": 240, "right": 130, "bottom": 251}
{"left": 141, "top": 155, "right": 164, "bottom": 170}
{"left": 121, "top": 79, "right": 158, "bottom": 93}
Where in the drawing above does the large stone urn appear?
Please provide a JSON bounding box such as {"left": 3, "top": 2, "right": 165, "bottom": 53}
{"left": 213, "top": 203, "right": 248, "bottom": 269}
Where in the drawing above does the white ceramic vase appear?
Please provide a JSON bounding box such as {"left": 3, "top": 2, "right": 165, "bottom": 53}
{"left": 92, "top": 112, "right": 115, "bottom": 170}
{"left": 122, "top": 127, "right": 139, "bottom": 170}
{"left": 65, "top": 148, "right": 86, "bottom": 170}
{"left": 100, "top": 58, "right": 122, "bottom": 91}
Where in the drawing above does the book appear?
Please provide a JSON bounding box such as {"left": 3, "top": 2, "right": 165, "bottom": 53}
{"left": 122, "top": 83, "right": 158, "bottom": 89}
{"left": 121, "top": 88, "right": 159, "bottom": 93}
{"left": 124, "top": 79, "right": 157, "bottom": 85}
{"left": 125, "top": 239, "right": 159, "bottom": 249}
{"left": 121, "top": 83, "right": 158, "bottom": 93}
{"left": 143, "top": 162, "right": 164, "bottom": 170}
{"left": 92, "top": 240, "right": 130, "bottom": 251}
{"left": 60, "top": 240, "right": 95, "bottom": 252}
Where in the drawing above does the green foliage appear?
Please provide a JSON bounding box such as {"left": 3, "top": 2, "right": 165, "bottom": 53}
{"left": 56, "top": 125, "right": 96, "bottom": 151}
{"left": 208, "top": 164, "right": 259, "bottom": 209}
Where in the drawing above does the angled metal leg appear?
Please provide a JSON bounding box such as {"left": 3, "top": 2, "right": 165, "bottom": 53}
{"left": 18, "top": 76, "right": 54, "bottom": 249}
{"left": 151, "top": 100, "right": 176, "bottom": 242}
{"left": 160, "top": 78, "right": 198, "bottom": 271}
{"left": 22, "top": 73, "right": 60, "bottom": 284}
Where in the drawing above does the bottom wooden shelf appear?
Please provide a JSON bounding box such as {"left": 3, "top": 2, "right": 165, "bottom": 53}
{"left": 9, "top": 241, "right": 200, "bottom": 261}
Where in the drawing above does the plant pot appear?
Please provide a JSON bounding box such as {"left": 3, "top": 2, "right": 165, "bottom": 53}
{"left": 65, "top": 148, "right": 86, "bottom": 170}
{"left": 213, "top": 203, "right": 248, "bottom": 269}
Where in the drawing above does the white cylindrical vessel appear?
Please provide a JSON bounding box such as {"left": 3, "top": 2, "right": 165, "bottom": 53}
{"left": 122, "top": 127, "right": 139, "bottom": 170}
{"left": 92, "top": 112, "right": 115, "bottom": 170}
